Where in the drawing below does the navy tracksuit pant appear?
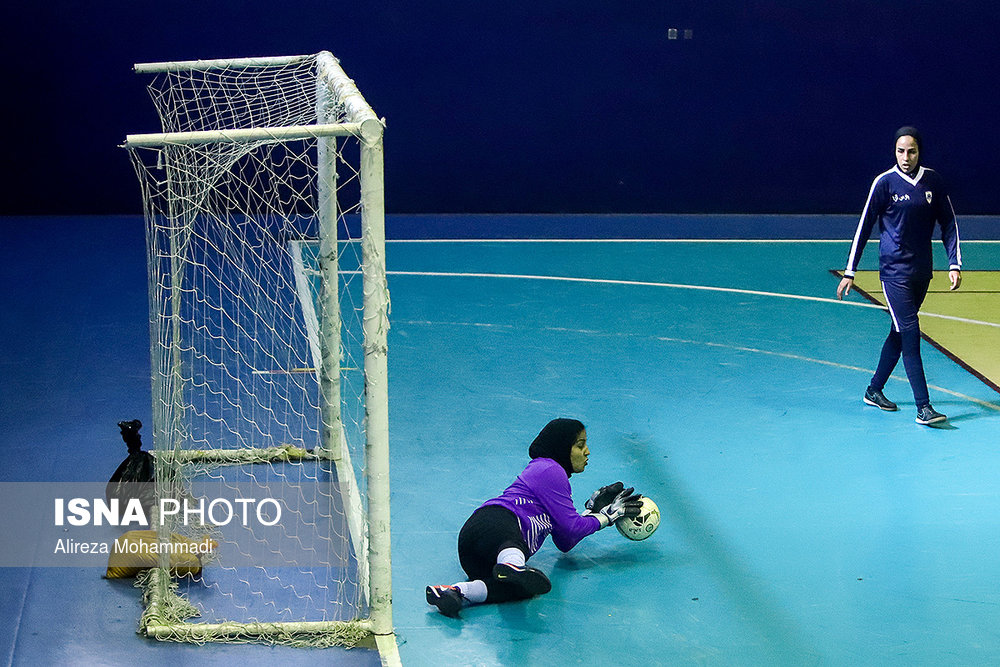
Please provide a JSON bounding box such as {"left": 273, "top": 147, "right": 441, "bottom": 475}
{"left": 869, "top": 277, "right": 932, "bottom": 408}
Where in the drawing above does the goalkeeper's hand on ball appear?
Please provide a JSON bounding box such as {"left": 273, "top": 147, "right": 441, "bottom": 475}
{"left": 586, "top": 489, "right": 643, "bottom": 529}
{"left": 584, "top": 481, "right": 633, "bottom": 513}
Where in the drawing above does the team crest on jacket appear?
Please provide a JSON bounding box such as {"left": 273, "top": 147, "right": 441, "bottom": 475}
{"left": 925, "top": 191, "right": 933, "bottom": 204}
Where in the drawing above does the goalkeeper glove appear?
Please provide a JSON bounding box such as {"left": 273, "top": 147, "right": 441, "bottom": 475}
{"left": 585, "top": 489, "right": 642, "bottom": 528}
{"left": 584, "top": 482, "right": 633, "bottom": 513}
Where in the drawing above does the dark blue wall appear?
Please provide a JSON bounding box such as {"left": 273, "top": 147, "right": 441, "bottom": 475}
{"left": 4, "top": 1, "right": 998, "bottom": 215}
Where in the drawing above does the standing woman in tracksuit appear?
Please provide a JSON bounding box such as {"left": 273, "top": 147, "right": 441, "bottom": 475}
{"left": 837, "top": 126, "right": 962, "bottom": 425}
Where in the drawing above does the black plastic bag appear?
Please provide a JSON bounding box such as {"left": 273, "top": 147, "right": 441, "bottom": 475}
{"left": 106, "top": 420, "right": 156, "bottom": 523}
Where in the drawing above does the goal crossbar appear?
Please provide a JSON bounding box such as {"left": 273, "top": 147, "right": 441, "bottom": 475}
{"left": 129, "top": 51, "right": 382, "bottom": 146}
{"left": 124, "top": 121, "right": 380, "bottom": 148}
{"left": 134, "top": 54, "right": 315, "bottom": 73}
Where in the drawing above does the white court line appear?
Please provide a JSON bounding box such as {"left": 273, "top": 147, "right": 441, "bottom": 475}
{"left": 396, "top": 318, "right": 1000, "bottom": 413}
{"left": 389, "top": 238, "right": 849, "bottom": 243}
{"left": 388, "top": 239, "right": 1000, "bottom": 244}
{"left": 388, "top": 271, "right": 1000, "bottom": 329}
{"left": 649, "top": 334, "right": 1000, "bottom": 412}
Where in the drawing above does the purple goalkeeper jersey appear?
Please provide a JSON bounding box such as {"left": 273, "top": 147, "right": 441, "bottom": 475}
{"left": 480, "top": 457, "right": 601, "bottom": 556}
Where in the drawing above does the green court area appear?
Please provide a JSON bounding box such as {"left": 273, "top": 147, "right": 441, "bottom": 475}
{"left": 850, "top": 270, "right": 1000, "bottom": 392}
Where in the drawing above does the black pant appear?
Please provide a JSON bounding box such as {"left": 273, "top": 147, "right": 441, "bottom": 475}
{"left": 458, "top": 505, "right": 534, "bottom": 603}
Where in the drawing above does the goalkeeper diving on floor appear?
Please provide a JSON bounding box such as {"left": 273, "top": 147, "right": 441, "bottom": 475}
{"left": 425, "top": 418, "right": 643, "bottom": 617}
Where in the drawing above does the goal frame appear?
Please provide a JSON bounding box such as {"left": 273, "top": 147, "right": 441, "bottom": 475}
{"left": 123, "top": 52, "right": 394, "bottom": 660}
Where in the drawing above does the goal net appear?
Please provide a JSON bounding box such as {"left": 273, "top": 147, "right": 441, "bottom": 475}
{"left": 123, "top": 52, "right": 392, "bottom": 651}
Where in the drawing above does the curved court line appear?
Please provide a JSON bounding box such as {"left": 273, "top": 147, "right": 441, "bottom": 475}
{"left": 648, "top": 334, "right": 1000, "bottom": 413}
{"left": 389, "top": 271, "right": 1000, "bottom": 329}
{"left": 396, "top": 318, "right": 1000, "bottom": 413}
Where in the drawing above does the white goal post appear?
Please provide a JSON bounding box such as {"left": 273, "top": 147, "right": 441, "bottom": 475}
{"left": 123, "top": 52, "right": 394, "bottom": 660}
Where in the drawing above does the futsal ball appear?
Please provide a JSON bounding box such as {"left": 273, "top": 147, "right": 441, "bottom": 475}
{"left": 616, "top": 497, "right": 660, "bottom": 541}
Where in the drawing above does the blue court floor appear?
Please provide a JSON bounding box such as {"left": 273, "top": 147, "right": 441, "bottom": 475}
{"left": 2, "top": 214, "right": 999, "bottom": 666}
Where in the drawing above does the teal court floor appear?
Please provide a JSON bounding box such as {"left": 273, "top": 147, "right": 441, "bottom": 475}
{"left": 2, "top": 214, "right": 999, "bottom": 666}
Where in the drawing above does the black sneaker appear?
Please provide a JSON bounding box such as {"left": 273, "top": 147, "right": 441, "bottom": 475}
{"left": 864, "top": 388, "right": 898, "bottom": 411}
{"left": 425, "top": 585, "right": 464, "bottom": 617}
{"left": 492, "top": 563, "right": 552, "bottom": 596}
{"left": 916, "top": 405, "right": 947, "bottom": 425}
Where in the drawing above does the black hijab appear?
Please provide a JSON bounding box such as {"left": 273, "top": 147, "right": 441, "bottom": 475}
{"left": 528, "top": 418, "right": 585, "bottom": 477}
